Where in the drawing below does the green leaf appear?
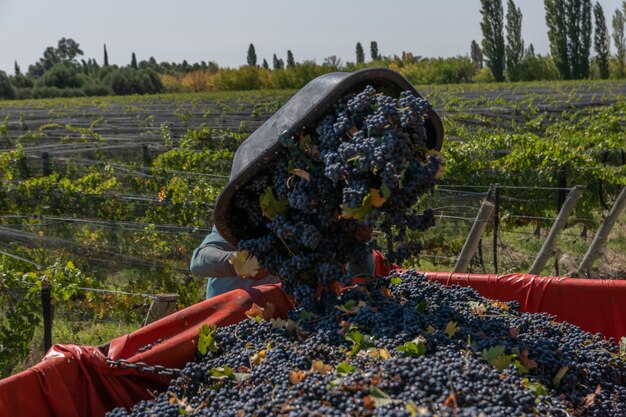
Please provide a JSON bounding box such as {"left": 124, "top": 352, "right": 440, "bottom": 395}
{"left": 481, "top": 345, "right": 506, "bottom": 363}
{"left": 415, "top": 300, "right": 427, "bottom": 313}
{"left": 522, "top": 378, "right": 548, "bottom": 397}
{"left": 553, "top": 366, "right": 569, "bottom": 388}
{"left": 335, "top": 361, "right": 356, "bottom": 375}
{"left": 389, "top": 277, "right": 402, "bottom": 286}
{"left": 259, "top": 187, "right": 289, "bottom": 219}
{"left": 380, "top": 183, "right": 392, "bottom": 200}
{"left": 491, "top": 354, "right": 513, "bottom": 372}
{"left": 396, "top": 337, "right": 426, "bottom": 357}
{"left": 198, "top": 324, "right": 218, "bottom": 356}
{"left": 369, "top": 386, "right": 399, "bottom": 407}
{"left": 620, "top": 337, "right": 626, "bottom": 356}
{"left": 345, "top": 329, "right": 374, "bottom": 357}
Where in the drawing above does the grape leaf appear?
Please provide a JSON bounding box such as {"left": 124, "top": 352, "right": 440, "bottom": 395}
{"left": 198, "top": 323, "right": 218, "bottom": 356}
{"left": 396, "top": 337, "right": 426, "bottom": 357}
{"left": 244, "top": 302, "right": 276, "bottom": 321}
{"left": 582, "top": 385, "right": 602, "bottom": 409}
{"left": 259, "top": 187, "right": 289, "bottom": 219}
{"left": 250, "top": 349, "right": 267, "bottom": 366}
{"left": 335, "top": 300, "right": 366, "bottom": 314}
{"left": 289, "top": 370, "right": 306, "bottom": 384}
{"left": 369, "top": 386, "right": 400, "bottom": 408}
{"left": 519, "top": 349, "right": 537, "bottom": 370}
{"left": 481, "top": 345, "right": 506, "bottom": 363}
{"left": 291, "top": 168, "right": 310, "bottom": 181}
{"left": 310, "top": 360, "right": 333, "bottom": 375}
{"left": 522, "top": 378, "right": 548, "bottom": 397}
{"left": 415, "top": 299, "right": 427, "bottom": 313}
{"left": 229, "top": 250, "right": 260, "bottom": 278}
{"left": 335, "top": 361, "right": 356, "bottom": 375}
{"left": 620, "top": 337, "right": 626, "bottom": 356}
{"left": 390, "top": 277, "right": 402, "bottom": 285}
{"left": 367, "top": 348, "right": 392, "bottom": 360}
{"left": 445, "top": 321, "right": 459, "bottom": 338}
{"left": 369, "top": 188, "right": 386, "bottom": 208}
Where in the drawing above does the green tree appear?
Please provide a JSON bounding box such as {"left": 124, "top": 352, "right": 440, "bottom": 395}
{"left": 56, "top": 37, "right": 83, "bottom": 62}
{"left": 355, "top": 42, "right": 365, "bottom": 65}
{"left": 613, "top": 9, "right": 626, "bottom": 77}
{"left": 471, "top": 40, "right": 483, "bottom": 68}
{"left": 370, "top": 41, "right": 379, "bottom": 61}
{"left": 14, "top": 62, "right": 21, "bottom": 76}
{"left": 287, "top": 50, "right": 295, "bottom": 68}
{"left": 0, "top": 71, "right": 17, "bottom": 99}
{"left": 272, "top": 54, "right": 284, "bottom": 70}
{"left": 506, "top": 0, "right": 524, "bottom": 81}
{"left": 480, "top": 0, "right": 506, "bottom": 81}
{"left": 247, "top": 44, "right": 257, "bottom": 67}
{"left": 262, "top": 59, "right": 269, "bottom": 69}
{"left": 37, "top": 64, "right": 84, "bottom": 89}
{"left": 545, "top": 0, "right": 570, "bottom": 78}
{"left": 103, "top": 44, "right": 109, "bottom": 67}
{"left": 545, "top": 0, "right": 592, "bottom": 79}
{"left": 593, "top": 2, "right": 610, "bottom": 79}
{"left": 131, "top": 52, "right": 138, "bottom": 69}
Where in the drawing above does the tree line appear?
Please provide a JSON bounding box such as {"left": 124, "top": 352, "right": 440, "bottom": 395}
{"left": 1, "top": 1, "right": 626, "bottom": 100}
{"left": 478, "top": 0, "right": 626, "bottom": 81}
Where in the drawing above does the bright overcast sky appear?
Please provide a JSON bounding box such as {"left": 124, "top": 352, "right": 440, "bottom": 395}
{"left": 0, "top": 0, "right": 625, "bottom": 74}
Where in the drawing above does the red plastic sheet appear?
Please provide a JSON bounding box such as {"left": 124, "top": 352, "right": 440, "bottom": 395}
{"left": 423, "top": 272, "right": 626, "bottom": 342}
{"left": 0, "top": 284, "right": 291, "bottom": 417}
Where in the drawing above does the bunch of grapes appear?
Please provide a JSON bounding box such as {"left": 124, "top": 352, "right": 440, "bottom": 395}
{"left": 227, "top": 86, "right": 441, "bottom": 308}
{"left": 108, "top": 271, "right": 626, "bottom": 417}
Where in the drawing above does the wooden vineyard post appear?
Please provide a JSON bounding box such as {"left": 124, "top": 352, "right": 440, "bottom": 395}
{"left": 42, "top": 152, "right": 51, "bottom": 176}
{"left": 528, "top": 185, "right": 584, "bottom": 275}
{"left": 492, "top": 184, "right": 500, "bottom": 274}
{"left": 575, "top": 186, "right": 626, "bottom": 277}
{"left": 453, "top": 200, "right": 494, "bottom": 273}
{"left": 143, "top": 293, "right": 178, "bottom": 326}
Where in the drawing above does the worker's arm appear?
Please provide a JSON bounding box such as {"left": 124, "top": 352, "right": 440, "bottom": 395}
{"left": 189, "top": 229, "right": 238, "bottom": 278}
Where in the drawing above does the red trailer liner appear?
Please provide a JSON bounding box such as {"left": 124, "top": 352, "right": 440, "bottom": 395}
{"left": 2, "top": 269, "right": 626, "bottom": 417}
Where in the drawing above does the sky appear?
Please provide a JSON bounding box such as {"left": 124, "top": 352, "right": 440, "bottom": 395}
{"left": 0, "top": 0, "right": 625, "bottom": 75}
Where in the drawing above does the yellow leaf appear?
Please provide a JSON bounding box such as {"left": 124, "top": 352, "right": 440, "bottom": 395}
{"left": 251, "top": 349, "right": 267, "bottom": 366}
{"left": 244, "top": 302, "right": 276, "bottom": 321}
{"left": 229, "top": 250, "right": 260, "bottom": 278}
{"left": 445, "top": 321, "right": 459, "bottom": 338}
{"left": 292, "top": 168, "right": 310, "bottom": 181}
{"left": 370, "top": 188, "right": 386, "bottom": 208}
{"left": 310, "top": 360, "right": 333, "bottom": 375}
{"left": 289, "top": 369, "right": 306, "bottom": 384}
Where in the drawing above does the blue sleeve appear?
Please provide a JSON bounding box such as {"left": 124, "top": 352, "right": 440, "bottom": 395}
{"left": 189, "top": 228, "right": 237, "bottom": 278}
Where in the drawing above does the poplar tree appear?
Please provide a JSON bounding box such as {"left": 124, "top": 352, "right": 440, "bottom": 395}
{"left": 262, "top": 59, "right": 269, "bottom": 69}
{"left": 470, "top": 40, "right": 483, "bottom": 68}
{"left": 480, "top": 0, "right": 505, "bottom": 81}
{"left": 545, "top": 0, "right": 592, "bottom": 79}
{"left": 247, "top": 44, "right": 257, "bottom": 67}
{"left": 506, "top": 0, "right": 524, "bottom": 81}
{"left": 102, "top": 43, "right": 109, "bottom": 67}
{"left": 593, "top": 2, "right": 610, "bottom": 79}
{"left": 613, "top": 9, "right": 626, "bottom": 78}
{"left": 370, "top": 41, "right": 379, "bottom": 61}
{"left": 355, "top": 42, "right": 365, "bottom": 65}
{"left": 103, "top": 44, "right": 109, "bottom": 67}
{"left": 287, "top": 50, "right": 295, "bottom": 68}
{"left": 131, "top": 52, "right": 138, "bottom": 69}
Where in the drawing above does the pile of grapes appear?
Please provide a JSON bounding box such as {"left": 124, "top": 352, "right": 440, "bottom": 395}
{"left": 108, "top": 270, "right": 626, "bottom": 417}
{"left": 226, "top": 85, "right": 441, "bottom": 308}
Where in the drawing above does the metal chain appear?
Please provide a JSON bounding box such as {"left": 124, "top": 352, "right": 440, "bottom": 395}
{"left": 106, "top": 358, "right": 181, "bottom": 376}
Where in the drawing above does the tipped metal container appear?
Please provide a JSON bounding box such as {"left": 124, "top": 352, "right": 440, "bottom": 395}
{"left": 214, "top": 67, "right": 444, "bottom": 245}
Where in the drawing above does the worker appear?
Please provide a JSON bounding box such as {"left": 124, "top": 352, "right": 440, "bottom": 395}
{"left": 190, "top": 225, "right": 280, "bottom": 299}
